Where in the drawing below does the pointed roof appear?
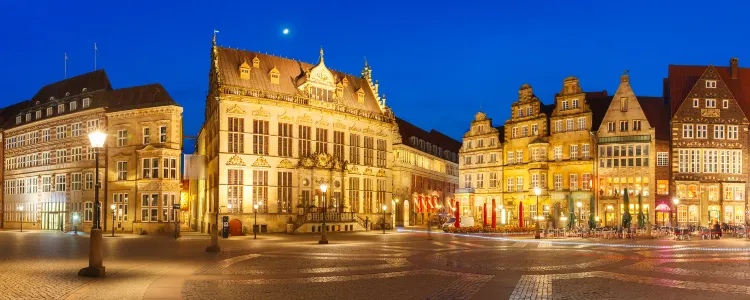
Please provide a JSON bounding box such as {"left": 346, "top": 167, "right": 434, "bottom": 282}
{"left": 214, "top": 47, "right": 383, "bottom": 114}
{"left": 665, "top": 61, "right": 750, "bottom": 117}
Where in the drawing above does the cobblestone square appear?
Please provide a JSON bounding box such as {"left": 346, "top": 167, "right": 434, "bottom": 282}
{"left": 4, "top": 230, "right": 750, "bottom": 299}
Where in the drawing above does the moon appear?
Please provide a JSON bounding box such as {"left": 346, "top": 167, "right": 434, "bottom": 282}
{"left": 282, "top": 28, "right": 289, "bottom": 35}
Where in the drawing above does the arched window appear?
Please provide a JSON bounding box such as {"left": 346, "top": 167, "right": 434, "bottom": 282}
{"left": 84, "top": 201, "right": 93, "bottom": 222}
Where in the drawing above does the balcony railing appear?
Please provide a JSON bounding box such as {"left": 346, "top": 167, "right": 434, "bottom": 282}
{"left": 306, "top": 212, "right": 357, "bottom": 222}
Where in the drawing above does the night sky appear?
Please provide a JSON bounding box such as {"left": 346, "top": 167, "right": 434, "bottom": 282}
{"left": 2, "top": 0, "right": 748, "bottom": 153}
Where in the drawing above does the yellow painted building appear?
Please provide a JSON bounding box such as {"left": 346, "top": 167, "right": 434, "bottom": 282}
{"left": 194, "top": 35, "right": 397, "bottom": 234}
{"left": 456, "top": 111, "right": 503, "bottom": 225}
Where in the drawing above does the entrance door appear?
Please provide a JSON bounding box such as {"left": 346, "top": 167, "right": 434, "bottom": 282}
{"left": 656, "top": 212, "right": 668, "bottom": 226}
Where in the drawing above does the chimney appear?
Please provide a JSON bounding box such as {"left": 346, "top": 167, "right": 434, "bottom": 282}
{"left": 730, "top": 57, "right": 739, "bottom": 79}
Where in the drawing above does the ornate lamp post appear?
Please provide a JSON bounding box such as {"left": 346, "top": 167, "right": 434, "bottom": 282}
{"left": 253, "top": 202, "right": 259, "bottom": 239}
{"left": 110, "top": 204, "right": 116, "bottom": 237}
{"left": 18, "top": 205, "right": 23, "bottom": 232}
{"left": 534, "top": 187, "right": 541, "bottom": 239}
{"left": 79, "top": 131, "right": 106, "bottom": 277}
{"left": 672, "top": 197, "right": 680, "bottom": 228}
{"left": 382, "top": 204, "right": 387, "bottom": 234}
{"left": 319, "top": 184, "right": 328, "bottom": 244}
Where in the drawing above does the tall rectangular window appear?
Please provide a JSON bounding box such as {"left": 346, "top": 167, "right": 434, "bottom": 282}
{"left": 278, "top": 123, "right": 293, "bottom": 157}
{"left": 349, "top": 177, "right": 360, "bottom": 213}
{"left": 42, "top": 128, "right": 50, "bottom": 142}
{"left": 315, "top": 128, "right": 328, "bottom": 154}
{"left": 72, "top": 173, "right": 82, "bottom": 191}
{"left": 682, "top": 124, "right": 694, "bottom": 138}
{"left": 71, "top": 147, "right": 82, "bottom": 162}
{"left": 83, "top": 98, "right": 90, "bottom": 108}
{"left": 577, "top": 117, "right": 586, "bottom": 130}
{"left": 507, "top": 152, "right": 515, "bottom": 164}
{"left": 142, "top": 158, "right": 151, "bottom": 178}
{"left": 582, "top": 144, "right": 590, "bottom": 159}
{"left": 71, "top": 123, "right": 82, "bottom": 137}
{"left": 56, "top": 149, "right": 67, "bottom": 163}
{"left": 278, "top": 171, "right": 292, "bottom": 213}
{"left": 87, "top": 119, "right": 99, "bottom": 133}
{"left": 363, "top": 178, "right": 373, "bottom": 213}
{"left": 489, "top": 172, "right": 497, "bottom": 188}
{"left": 376, "top": 139, "right": 386, "bottom": 167}
{"left": 333, "top": 131, "right": 345, "bottom": 159}
{"left": 728, "top": 125, "right": 739, "bottom": 139}
{"left": 554, "top": 174, "right": 562, "bottom": 191}
{"left": 143, "top": 127, "right": 151, "bottom": 144}
{"left": 566, "top": 119, "right": 574, "bottom": 132}
{"left": 117, "top": 130, "right": 127, "bottom": 146}
{"left": 555, "top": 120, "right": 562, "bottom": 133}
{"left": 85, "top": 173, "right": 94, "bottom": 190}
{"left": 477, "top": 174, "right": 484, "bottom": 189}
{"left": 570, "top": 145, "right": 578, "bottom": 159}
{"left": 620, "top": 97, "right": 628, "bottom": 111}
{"left": 704, "top": 150, "right": 718, "bottom": 173}
{"left": 253, "top": 170, "right": 268, "bottom": 212}
{"left": 507, "top": 178, "right": 514, "bottom": 192}
{"left": 55, "top": 174, "right": 66, "bottom": 192}
{"left": 696, "top": 125, "right": 707, "bottom": 138}
{"left": 516, "top": 177, "right": 523, "bottom": 192}
{"left": 714, "top": 125, "right": 725, "bottom": 139}
{"left": 56, "top": 125, "right": 66, "bottom": 139}
{"left": 228, "top": 117, "right": 244, "bottom": 153}
{"left": 619, "top": 121, "right": 628, "bottom": 132}
{"left": 349, "top": 134, "right": 360, "bottom": 164}
{"left": 228, "top": 169, "right": 243, "bottom": 213}
{"left": 364, "top": 136, "right": 374, "bottom": 166}
{"left": 376, "top": 179, "right": 386, "bottom": 211}
{"left": 253, "top": 120, "right": 269, "bottom": 155}
{"left": 299, "top": 125, "right": 311, "bottom": 157}
{"left": 569, "top": 174, "right": 578, "bottom": 191}
{"left": 42, "top": 176, "right": 51, "bottom": 192}
{"left": 117, "top": 161, "right": 127, "bottom": 180}
{"left": 657, "top": 152, "right": 669, "bottom": 166}
{"left": 141, "top": 194, "right": 158, "bottom": 222}
{"left": 159, "top": 126, "right": 167, "bottom": 143}
{"left": 113, "top": 193, "right": 128, "bottom": 222}
{"left": 582, "top": 174, "right": 591, "bottom": 190}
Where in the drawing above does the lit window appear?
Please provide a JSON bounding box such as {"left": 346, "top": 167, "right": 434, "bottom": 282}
{"left": 705, "top": 99, "right": 716, "bottom": 108}
{"left": 83, "top": 98, "right": 90, "bottom": 108}
{"left": 117, "top": 130, "right": 127, "bottom": 146}
{"left": 58, "top": 104, "right": 65, "bottom": 113}
{"left": 692, "top": 99, "right": 699, "bottom": 107}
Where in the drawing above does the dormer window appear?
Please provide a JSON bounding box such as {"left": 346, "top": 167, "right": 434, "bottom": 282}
{"left": 83, "top": 98, "right": 90, "bottom": 108}
{"left": 269, "top": 67, "right": 280, "bottom": 84}
{"left": 239, "top": 61, "right": 251, "bottom": 80}
{"left": 562, "top": 100, "right": 569, "bottom": 110}
{"left": 25, "top": 113, "right": 31, "bottom": 122}
{"left": 356, "top": 88, "right": 365, "bottom": 103}
{"left": 15, "top": 116, "right": 21, "bottom": 124}
{"left": 46, "top": 107, "right": 53, "bottom": 116}
{"left": 58, "top": 104, "right": 65, "bottom": 114}
{"left": 335, "top": 83, "right": 343, "bottom": 97}
{"left": 70, "top": 101, "right": 77, "bottom": 111}
{"left": 252, "top": 56, "right": 260, "bottom": 68}
{"left": 706, "top": 80, "right": 717, "bottom": 88}
{"left": 35, "top": 110, "right": 41, "bottom": 119}
{"left": 342, "top": 77, "right": 349, "bottom": 87}
{"left": 572, "top": 99, "right": 579, "bottom": 108}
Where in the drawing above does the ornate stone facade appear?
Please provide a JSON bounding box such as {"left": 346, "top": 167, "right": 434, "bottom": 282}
{"left": 0, "top": 70, "right": 183, "bottom": 234}
{"left": 193, "top": 36, "right": 396, "bottom": 233}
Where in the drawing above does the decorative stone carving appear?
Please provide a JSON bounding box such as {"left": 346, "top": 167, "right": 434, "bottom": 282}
{"left": 297, "top": 114, "right": 313, "bottom": 124}
{"left": 333, "top": 121, "right": 346, "bottom": 129}
{"left": 363, "top": 168, "right": 374, "bottom": 176}
{"left": 226, "top": 155, "right": 246, "bottom": 166}
{"left": 252, "top": 156, "right": 271, "bottom": 167}
{"left": 701, "top": 108, "right": 720, "bottom": 117}
{"left": 317, "top": 119, "right": 330, "bottom": 127}
{"left": 226, "top": 104, "right": 246, "bottom": 115}
{"left": 363, "top": 128, "right": 374, "bottom": 135}
{"left": 137, "top": 181, "right": 180, "bottom": 191}
{"left": 278, "top": 112, "right": 294, "bottom": 122}
{"left": 278, "top": 159, "right": 294, "bottom": 169}
{"left": 376, "top": 169, "right": 386, "bottom": 177}
{"left": 252, "top": 107, "right": 270, "bottom": 117}
{"left": 348, "top": 165, "right": 359, "bottom": 174}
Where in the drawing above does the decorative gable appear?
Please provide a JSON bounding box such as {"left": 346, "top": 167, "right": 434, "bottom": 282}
{"left": 252, "top": 56, "right": 260, "bottom": 68}
{"left": 269, "top": 66, "right": 280, "bottom": 84}
{"left": 674, "top": 65, "right": 748, "bottom": 122}
{"left": 239, "top": 61, "right": 251, "bottom": 80}
{"left": 597, "top": 73, "right": 651, "bottom": 137}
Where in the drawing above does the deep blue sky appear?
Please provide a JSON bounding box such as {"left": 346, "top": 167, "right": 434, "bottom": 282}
{"left": 2, "top": 0, "right": 748, "bottom": 152}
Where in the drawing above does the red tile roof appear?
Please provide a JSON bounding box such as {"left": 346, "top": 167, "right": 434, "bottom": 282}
{"left": 637, "top": 96, "right": 669, "bottom": 141}
{"left": 665, "top": 61, "right": 750, "bottom": 117}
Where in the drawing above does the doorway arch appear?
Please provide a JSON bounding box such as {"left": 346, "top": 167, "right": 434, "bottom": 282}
{"left": 229, "top": 219, "right": 242, "bottom": 236}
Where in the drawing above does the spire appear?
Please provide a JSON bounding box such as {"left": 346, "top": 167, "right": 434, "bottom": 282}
{"left": 621, "top": 70, "right": 630, "bottom": 83}
{"left": 212, "top": 29, "right": 219, "bottom": 47}
{"left": 319, "top": 46, "right": 324, "bottom": 63}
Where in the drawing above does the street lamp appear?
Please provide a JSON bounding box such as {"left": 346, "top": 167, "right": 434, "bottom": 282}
{"left": 672, "top": 197, "right": 680, "bottom": 228}
{"left": 534, "top": 187, "right": 541, "bottom": 239}
{"left": 319, "top": 184, "right": 328, "bottom": 244}
{"left": 18, "top": 205, "right": 23, "bottom": 232}
{"left": 79, "top": 130, "right": 106, "bottom": 278}
{"left": 382, "top": 204, "right": 388, "bottom": 234}
{"left": 110, "top": 204, "right": 116, "bottom": 237}
{"left": 253, "top": 202, "right": 259, "bottom": 240}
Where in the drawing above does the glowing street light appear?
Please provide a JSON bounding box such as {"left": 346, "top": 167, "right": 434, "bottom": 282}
{"left": 319, "top": 184, "right": 328, "bottom": 244}
{"left": 80, "top": 131, "right": 107, "bottom": 277}
{"left": 382, "top": 204, "right": 388, "bottom": 234}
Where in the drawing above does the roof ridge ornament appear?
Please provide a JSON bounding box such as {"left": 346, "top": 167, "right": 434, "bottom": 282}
{"left": 319, "top": 46, "right": 324, "bottom": 64}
